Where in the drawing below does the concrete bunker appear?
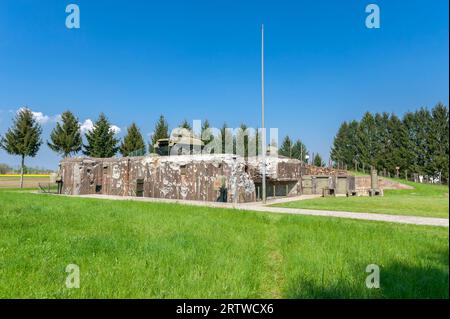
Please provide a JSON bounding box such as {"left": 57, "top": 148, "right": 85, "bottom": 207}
{"left": 58, "top": 154, "right": 383, "bottom": 202}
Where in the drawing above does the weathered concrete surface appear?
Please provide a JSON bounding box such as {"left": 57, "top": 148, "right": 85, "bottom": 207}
{"left": 60, "top": 154, "right": 257, "bottom": 203}
{"left": 60, "top": 154, "right": 354, "bottom": 202}
{"left": 247, "top": 156, "right": 303, "bottom": 181}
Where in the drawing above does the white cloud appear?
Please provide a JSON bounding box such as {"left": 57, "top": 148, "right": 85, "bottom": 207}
{"left": 16, "top": 107, "right": 60, "bottom": 125}
{"left": 79, "top": 119, "right": 121, "bottom": 135}
{"left": 110, "top": 125, "right": 121, "bottom": 134}
{"left": 31, "top": 111, "right": 50, "bottom": 124}
{"left": 80, "top": 119, "right": 94, "bottom": 134}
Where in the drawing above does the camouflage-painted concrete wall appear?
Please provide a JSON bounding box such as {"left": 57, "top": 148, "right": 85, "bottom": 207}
{"left": 60, "top": 155, "right": 256, "bottom": 203}
{"left": 60, "top": 154, "right": 354, "bottom": 202}
{"left": 300, "top": 175, "right": 350, "bottom": 195}
{"left": 247, "top": 157, "right": 304, "bottom": 181}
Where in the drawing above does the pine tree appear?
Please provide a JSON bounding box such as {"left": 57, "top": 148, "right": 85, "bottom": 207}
{"left": 279, "top": 135, "right": 293, "bottom": 157}
{"left": 331, "top": 120, "right": 359, "bottom": 168}
{"left": 292, "top": 139, "right": 308, "bottom": 162}
{"left": 235, "top": 123, "right": 250, "bottom": 158}
{"left": 386, "top": 114, "right": 409, "bottom": 175}
{"left": 346, "top": 120, "right": 359, "bottom": 168}
{"left": 47, "top": 110, "right": 82, "bottom": 157}
{"left": 278, "top": 135, "right": 308, "bottom": 161}
{"left": 201, "top": 119, "right": 213, "bottom": 144}
{"left": 83, "top": 113, "right": 119, "bottom": 157}
{"left": 373, "top": 112, "right": 390, "bottom": 172}
{"left": 255, "top": 128, "right": 261, "bottom": 156}
{"left": 356, "top": 112, "right": 377, "bottom": 171}
{"left": 429, "top": 103, "right": 449, "bottom": 182}
{"left": 330, "top": 104, "right": 449, "bottom": 181}
{"left": 150, "top": 115, "right": 169, "bottom": 152}
{"left": 313, "top": 153, "right": 325, "bottom": 167}
{"left": 0, "top": 108, "right": 42, "bottom": 188}
{"left": 402, "top": 111, "right": 420, "bottom": 175}
{"left": 248, "top": 128, "right": 261, "bottom": 157}
{"left": 415, "top": 108, "right": 433, "bottom": 175}
{"left": 330, "top": 122, "right": 349, "bottom": 165}
{"left": 218, "top": 122, "right": 230, "bottom": 154}
{"left": 179, "top": 119, "right": 192, "bottom": 132}
{"left": 219, "top": 123, "right": 229, "bottom": 154}
{"left": 119, "top": 123, "right": 145, "bottom": 157}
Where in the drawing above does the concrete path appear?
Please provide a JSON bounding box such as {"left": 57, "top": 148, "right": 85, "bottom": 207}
{"left": 61, "top": 193, "right": 449, "bottom": 227}
{"left": 249, "top": 194, "right": 322, "bottom": 205}
{"left": 241, "top": 205, "right": 449, "bottom": 227}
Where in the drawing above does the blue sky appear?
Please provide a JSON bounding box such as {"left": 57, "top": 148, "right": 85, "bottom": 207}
{"left": 0, "top": 0, "right": 448, "bottom": 169}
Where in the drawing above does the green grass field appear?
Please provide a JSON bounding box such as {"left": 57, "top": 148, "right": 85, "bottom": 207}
{"left": 0, "top": 190, "right": 448, "bottom": 298}
{"left": 274, "top": 180, "right": 449, "bottom": 218}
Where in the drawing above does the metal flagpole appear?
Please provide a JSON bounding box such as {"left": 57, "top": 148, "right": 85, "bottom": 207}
{"left": 261, "top": 24, "right": 267, "bottom": 204}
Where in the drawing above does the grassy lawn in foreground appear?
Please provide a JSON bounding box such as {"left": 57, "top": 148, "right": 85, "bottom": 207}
{"left": 273, "top": 179, "right": 449, "bottom": 218}
{"left": 0, "top": 190, "right": 448, "bottom": 298}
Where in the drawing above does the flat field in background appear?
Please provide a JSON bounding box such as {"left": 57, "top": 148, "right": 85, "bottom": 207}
{"left": 274, "top": 179, "right": 449, "bottom": 219}
{"left": 0, "top": 190, "right": 448, "bottom": 298}
{"left": 0, "top": 175, "right": 49, "bottom": 188}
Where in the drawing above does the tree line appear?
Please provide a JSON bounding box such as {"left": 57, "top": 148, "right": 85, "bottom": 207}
{"left": 330, "top": 103, "right": 449, "bottom": 183}
{"left": 0, "top": 163, "right": 53, "bottom": 175}
{"left": 0, "top": 108, "right": 311, "bottom": 187}
{"left": 278, "top": 135, "right": 327, "bottom": 167}
{"left": 277, "top": 135, "right": 320, "bottom": 166}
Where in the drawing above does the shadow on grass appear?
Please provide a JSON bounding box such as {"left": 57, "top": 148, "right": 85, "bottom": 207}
{"left": 285, "top": 249, "right": 449, "bottom": 299}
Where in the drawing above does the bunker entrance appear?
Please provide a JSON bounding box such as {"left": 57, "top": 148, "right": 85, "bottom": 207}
{"left": 136, "top": 179, "right": 144, "bottom": 197}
